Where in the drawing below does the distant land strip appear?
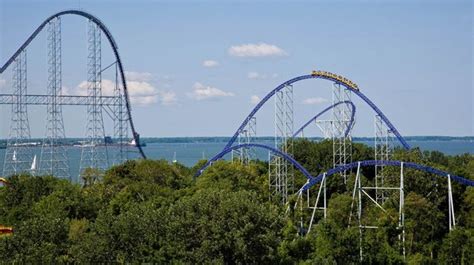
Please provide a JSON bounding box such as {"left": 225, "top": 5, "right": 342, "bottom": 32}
{"left": 0, "top": 136, "right": 473, "bottom": 146}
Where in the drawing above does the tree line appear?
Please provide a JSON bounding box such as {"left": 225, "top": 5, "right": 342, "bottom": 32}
{"left": 0, "top": 139, "right": 472, "bottom": 264}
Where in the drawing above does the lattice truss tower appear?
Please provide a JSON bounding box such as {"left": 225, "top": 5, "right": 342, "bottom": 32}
{"left": 332, "top": 82, "right": 353, "bottom": 183}
{"left": 79, "top": 20, "right": 109, "bottom": 178}
{"left": 374, "top": 114, "right": 394, "bottom": 203}
{"left": 269, "top": 84, "right": 294, "bottom": 204}
{"left": 39, "top": 17, "right": 70, "bottom": 179}
{"left": 2, "top": 50, "right": 33, "bottom": 177}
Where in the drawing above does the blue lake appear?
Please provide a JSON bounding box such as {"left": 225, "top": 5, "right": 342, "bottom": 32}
{"left": 0, "top": 139, "right": 472, "bottom": 181}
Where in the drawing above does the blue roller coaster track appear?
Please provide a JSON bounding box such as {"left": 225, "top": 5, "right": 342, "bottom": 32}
{"left": 222, "top": 74, "right": 411, "bottom": 152}
{"left": 196, "top": 143, "right": 314, "bottom": 180}
{"left": 301, "top": 160, "right": 474, "bottom": 192}
{"left": 292, "top": 100, "right": 356, "bottom": 138}
{"left": 0, "top": 9, "right": 147, "bottom": 159}
{"left": 197, "top": 143, "right": 474, "bottom": 188}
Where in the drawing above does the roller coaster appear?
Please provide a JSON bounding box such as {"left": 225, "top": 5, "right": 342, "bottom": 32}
{"left": 0, "top": 10, "right": 145, "bottom": 181}
{"left": 196, "top": 70, "right": 473, "bottom": 260}
{"left": 0, "top": 9, "right": 472, "bottom": 261}
{"left": 220, "top": 71, "right": 411, "bottom": 152}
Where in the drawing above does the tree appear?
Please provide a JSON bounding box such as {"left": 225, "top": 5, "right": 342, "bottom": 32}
{"left": 0, "top": 145, "right": 472, "bottom": 263}
{"left": 195, "top": 160, "right": 267, "bottom": 196}
{"left": 438, "top": 228, "right": 470, "bottom": 264}
{"left": 404, "top": 192, "right": 445, "bottom": 259}
{"left": 160, "top": 189, "right": 284, "bottom": 264}
{"left": 309, "top": 220, "right": 359, "bottom": 264}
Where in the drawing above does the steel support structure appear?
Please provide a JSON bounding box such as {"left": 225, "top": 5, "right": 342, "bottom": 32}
{"left": 39, "top": 17, "right": 70, "bottom": 179}
{"left": 447, "top": 174, "right": 456, "bottom": 231}
{"left": 232, "top": 116, "right": 256, "bottom": 165}
{"left": 3, "top": 50, "right": 34, "bottom": 176}
{"left": 269, "top": 84, "right": 294, "bottom": 203}
{"left": 0, "top": 10, "right": 146, "bottom": 179}
{"left": 0, "top": 94, "right": 119, "bottom": 105}
{"left": 374, "top": 114, "right": 394, "bottom": 203}
{"left": 399, "top": 164, "right": 406, "bottom": 259}
{"left": 79, "top": 20, "right": 108, "bottom": 180}
{"left": 315, "top": 120, "right": 333, "bottom": 139}
{"left": 307, "top": 173, "right": 327, "bottom": 233}
{"left": 113, "top": 62, "right": 129, "bottom": 165}
{"left": 332, "top": 83, "right": 352, "bottom": 183}
{"left": 348, "top": 162, "right": 405, "bottom": 261}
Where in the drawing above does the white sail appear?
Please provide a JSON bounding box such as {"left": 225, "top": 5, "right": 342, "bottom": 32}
{"left": 12, "top": 151, "right": 17, "bottom": 161}
{"left": 31, "top": 155, "right": 37, "bottom": 171}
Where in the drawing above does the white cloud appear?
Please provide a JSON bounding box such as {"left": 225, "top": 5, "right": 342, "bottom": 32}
{"left": 302, "top": 97, "right": 329, "bottom": 105}
{"left": 125, "top": 71, "right": 153, "bottom": 82}
{"left": 202, "top": 60, "right": 219, "bottom": 68}
{"left": 74, "top": 71, "right": 179, "bottom": 106}
{"left": 158, "top": 91, "right": 177, "bottom": 105}
{"left": 229, "top": 43, "right": 287, "bottom": 57}
{"left": 247, "top": 72, "right": 278, "bottom": 80}
{"left": 188, "top": 82, "right": 234, "bottom": 100}
{"left": 126, "top": 81, "right": 159, "bottom": 106}
{"left": 75, "top": 79, "right": 159, "bottom": 106}
{"left": 73, "top": 72, "right": 177, "bottom": 106}
{"left": 250, "top": 95, "right": 261, "bottom": 104}
{"left": 75, "top": 81, "right": 91, "bottom": 96}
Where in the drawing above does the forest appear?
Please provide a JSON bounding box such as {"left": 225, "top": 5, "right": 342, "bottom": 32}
{"left": 0, "top": 139, "right": 472, "bottom": 264}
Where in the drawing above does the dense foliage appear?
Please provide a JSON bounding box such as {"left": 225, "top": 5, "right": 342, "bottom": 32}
{"left": 0, "top": 139, "right": 472, "bottom": 263}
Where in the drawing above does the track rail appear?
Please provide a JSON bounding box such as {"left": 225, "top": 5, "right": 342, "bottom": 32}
{"left": 223, "top": 74, "right": 410, "bottom": 152}
{"left": 292, "top": 100, "right": 355, "bottom": 138}
{"left": 301, "top": 160, "right": 474, "bottom": 192}
{"left": 0, "top": 9, "right": 146, "bottom": 159}
{"left": 197, "top": 148, "right": 474, "bottom": 190}
{"left": 195, "top": 143, "right": 314, "bottom": 180}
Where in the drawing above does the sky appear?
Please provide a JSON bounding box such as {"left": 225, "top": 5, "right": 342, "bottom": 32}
{"left": 0, "top": 0, "right": 472, "bottom": 138}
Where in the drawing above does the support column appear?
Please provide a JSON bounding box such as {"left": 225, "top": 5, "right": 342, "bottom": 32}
{"left": 40, "top": 17, "right": 70, "bottom": 179}
{"left": 113, "top": 62, "right": 129, "bottom": 165}
{"left": 357, "top": 163, "right": 363, "bottom": 261}
{"left": 80, "top": 20, "right": 109, "bottom": 181}
{"left": 375, "top": 114, "right": 393, "bottom": 203}
{"left": 307, "top": 172, "right": 327, "bottom": 234}
{"left": 332, "top": 83, "right": 352, "bottom": 183}
{"left": 3, "top": 50, "right": 33, "bottom": 176}
{"left": 447, "top": 174, "right": 456, "bottom": 231}
{"left": 269, "top": 84, "right": 294, "bottom": 203}
{"left": 399, "top": 162, "right": 406, "bottom": 260}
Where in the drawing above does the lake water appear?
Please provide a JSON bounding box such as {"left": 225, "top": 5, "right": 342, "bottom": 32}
{"left": 0, "top": 139, "right": 472, "bottom": 181}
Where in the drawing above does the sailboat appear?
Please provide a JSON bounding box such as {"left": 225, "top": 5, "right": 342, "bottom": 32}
{"left": 30, "top": 155, "right": 37, "bottom": 171}
{"left": 128, "top": 138, "right": 147, "bottom": 147}
{"left": 12, "top": 151, "right": 17, "bottom": 161}
{"left": 172, "top": 152, "right": 177, "bottom": 163}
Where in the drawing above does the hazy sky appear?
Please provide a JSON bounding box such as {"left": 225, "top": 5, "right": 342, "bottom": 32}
{"left": 0, "top": 0, "right": 472, "bottom": 138}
